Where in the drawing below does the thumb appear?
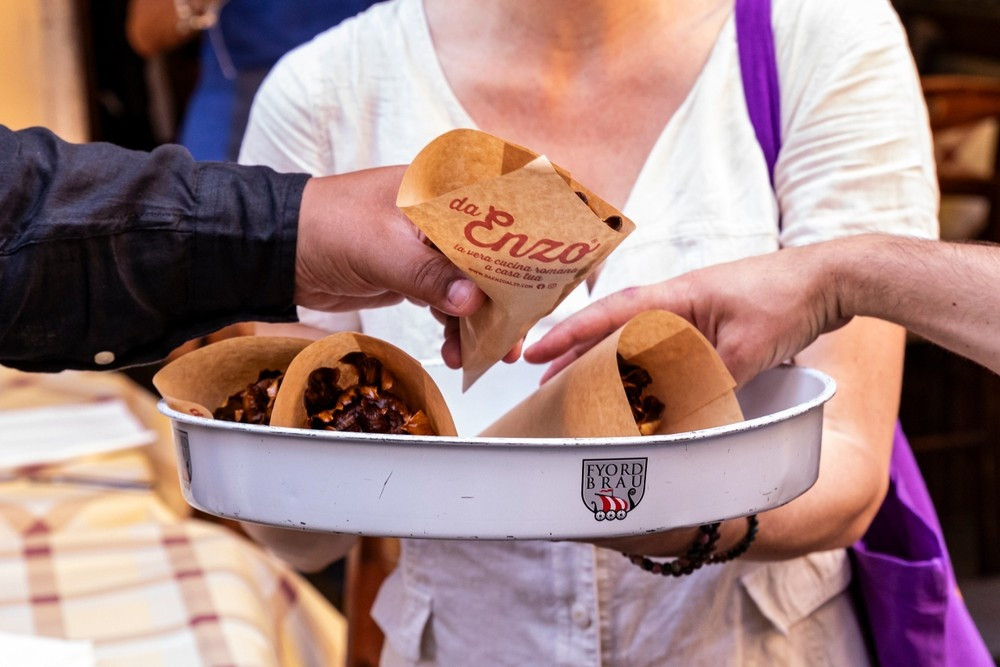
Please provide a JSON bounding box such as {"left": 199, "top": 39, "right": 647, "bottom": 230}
{"left": 386, "top": 242, "right": 486, "bottom": 317}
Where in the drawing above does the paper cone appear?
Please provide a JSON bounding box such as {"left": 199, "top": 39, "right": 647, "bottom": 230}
{"left": 397, "top": 129, "right": 636, "bottom": 390}
{"left": 480, "top": 311, "right": 744, "bottom": 438}
{"left": 270, "top": 332, "right": 457, "bottom": 436}
{"left": 152, "top": 336, "right": 311, "bottom": 419}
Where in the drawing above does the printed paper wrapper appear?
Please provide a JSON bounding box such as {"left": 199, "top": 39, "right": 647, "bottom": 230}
{"left": 152, "top": 336, "right": 311, "bottom": 419}
{"left": 397, "top": 129, "right": 636, "bottom": 390}
{"left": 269, "top": 332, "right": 457, "bottom": 436}
{"left": 480, "top": 311, "right": 745, "bottom": 438}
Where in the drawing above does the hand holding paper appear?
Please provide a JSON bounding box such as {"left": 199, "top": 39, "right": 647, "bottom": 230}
{"left": 397, "top": 129, "right": 635, "bottom": 389}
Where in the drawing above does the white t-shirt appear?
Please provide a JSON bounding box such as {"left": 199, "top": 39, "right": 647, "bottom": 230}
{"left": 240, "top": 0, "right": 937, "bottom": 663}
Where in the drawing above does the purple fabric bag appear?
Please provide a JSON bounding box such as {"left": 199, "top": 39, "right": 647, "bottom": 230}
{"left": 735, "top": 1, "right": 993, "bottom": 663}
{"left": 852, "top": 425, "right": 993, "bottom": 665}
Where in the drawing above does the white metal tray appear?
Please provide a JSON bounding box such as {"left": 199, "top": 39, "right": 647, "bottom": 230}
{"left": 157, "top": 363, "right": 834, "bottom": 539}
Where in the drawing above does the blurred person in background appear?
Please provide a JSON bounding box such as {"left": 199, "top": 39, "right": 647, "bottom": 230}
{"left": 124, "top": 0, "right": 378, "bottom": 357}
{"left": 126, "top": 0, "right": 376, "bottom": 161}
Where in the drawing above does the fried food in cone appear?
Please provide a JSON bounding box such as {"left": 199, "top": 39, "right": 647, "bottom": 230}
{"left": 270, "top": 332, "right": 457, "bottom": 436}
{"left": 481, "top": 311, "right": 744, "bottom": 438}
{"left": 152, "top": 337, "right": 311, "bottom": 420}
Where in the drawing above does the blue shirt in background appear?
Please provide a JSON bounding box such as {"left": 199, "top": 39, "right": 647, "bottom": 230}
{"left": 180, "top": 0, "right": 377, "bottom": 161}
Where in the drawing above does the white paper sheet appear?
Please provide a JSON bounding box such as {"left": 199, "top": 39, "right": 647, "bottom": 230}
{"left": 0, "top": 632, "right": 95, "bottom": 667}
{"left": 0, "top": 400, "right": 156, "bottom": 469}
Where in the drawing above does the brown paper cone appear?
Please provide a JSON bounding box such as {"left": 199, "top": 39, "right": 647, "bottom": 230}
{"left": 269, "top": 332, "right": 457, "bottom": 436}
{"left": 397, "top": 129, "right": 636, "bottom": 390}
{"left": 480, "top": 310, "right": 744, "bottom": 438}
{"left": 152, "top": 336, "right": 312, "bottom": 418}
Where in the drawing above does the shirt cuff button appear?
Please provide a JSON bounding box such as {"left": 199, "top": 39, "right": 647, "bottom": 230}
{"left": 94, "top": 351, "right": 115, "bottom": 365}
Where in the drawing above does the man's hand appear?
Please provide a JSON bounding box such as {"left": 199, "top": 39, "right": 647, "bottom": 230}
{"left": 295, "top": 166, "right": 485, "bottom": 319}
{"left": 525, "top": 244, "right": 850, "bottom": 386}
{"left": 435, "top": 307, "right": 522, "bottom": 369}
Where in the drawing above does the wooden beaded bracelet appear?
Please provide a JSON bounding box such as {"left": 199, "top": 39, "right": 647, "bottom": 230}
{"left": 709, "top": 514, "right": 759, "bottom": 564}
{"left": 623, "top": 521, "right": 721, "bottom": 577}
{"left": 622, "top": 514, "right": 758, "bottom": 577}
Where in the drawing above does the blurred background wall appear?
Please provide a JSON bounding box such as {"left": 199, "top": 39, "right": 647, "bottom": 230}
{"left": 0, "top": 0, "right": 89, "bottom": 140}
{"left": 0, "top": 0, "right": 198, "bottom": 149}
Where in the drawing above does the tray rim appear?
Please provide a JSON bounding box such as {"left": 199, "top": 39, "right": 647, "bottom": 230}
{"left": 156, "top": 364, "right": 836, "bottom": 449}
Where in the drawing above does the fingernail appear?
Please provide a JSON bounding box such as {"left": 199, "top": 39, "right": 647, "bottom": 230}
{"left": 447, "top": 280, "right": 476, "bottom": 309}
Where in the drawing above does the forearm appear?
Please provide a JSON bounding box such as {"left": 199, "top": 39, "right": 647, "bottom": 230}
{"left": 741, "top": 317, "right": 902, "bottom": 559}
{"left": 837, "top": 234, "right": 1000, "bottom": 374}
{"left": 0, "top": 126, "right": 306, "bottom": 372}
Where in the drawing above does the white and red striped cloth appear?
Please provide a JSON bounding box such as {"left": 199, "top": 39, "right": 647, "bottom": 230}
{"left": 0, "top": 368, "right": 346, "bottom": 667}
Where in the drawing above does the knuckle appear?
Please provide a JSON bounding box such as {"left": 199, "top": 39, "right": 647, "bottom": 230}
{"left": 409, "top": 254, "right": 451, "bottom": 297}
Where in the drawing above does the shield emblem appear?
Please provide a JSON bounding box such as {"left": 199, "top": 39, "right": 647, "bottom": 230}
{"left": 581, "top": 458, "right": 647, "bottom": 521}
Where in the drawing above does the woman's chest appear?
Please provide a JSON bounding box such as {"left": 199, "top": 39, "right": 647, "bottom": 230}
{"left": 327, "top": 14, "right": 781, "bottom": 278}
{"left": 466, "top": 93, "right": 685, "bottom": 210}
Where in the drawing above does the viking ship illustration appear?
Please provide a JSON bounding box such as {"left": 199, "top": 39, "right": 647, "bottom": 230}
{"left": 591, "top": 488, "right": 638, "bottom": 521}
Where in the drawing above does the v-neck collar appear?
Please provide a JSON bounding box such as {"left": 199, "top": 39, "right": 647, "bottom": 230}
{"left": 407, "top": 0, "right": 736, "bottom": 221}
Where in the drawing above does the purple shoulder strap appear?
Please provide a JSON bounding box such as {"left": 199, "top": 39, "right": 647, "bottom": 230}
{"left": 735, "top": 0, "right": 781, "bottom": 181}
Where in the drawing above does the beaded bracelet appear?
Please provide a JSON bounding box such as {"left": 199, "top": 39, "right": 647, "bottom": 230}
{"left": 623, "top": 521, "right": 721, "bottom": 577}
{"left": 708, "top": 514, "right": 759, "bottom": 564}
{"left": 622, "top": 514, "right": 758, "bottom": 577}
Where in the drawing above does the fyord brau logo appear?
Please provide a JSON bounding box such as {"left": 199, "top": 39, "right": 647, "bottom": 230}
{"left": 581, "top": 458, "right": 647, "bottom": 521}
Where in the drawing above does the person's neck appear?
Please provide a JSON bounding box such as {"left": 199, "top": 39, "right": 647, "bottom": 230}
{"left": 424, "top": 0, "right": 678, "bottom": 66}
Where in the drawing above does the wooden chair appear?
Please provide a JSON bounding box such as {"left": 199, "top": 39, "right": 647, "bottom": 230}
{"left": 900, "top": 74, "right": 1000, "bottom": 575}
{"left": 344, "top": 537, "right": 399, "bottom": 667}
{"left": 922, "top": 74, "right": 1000, "bottom": 241}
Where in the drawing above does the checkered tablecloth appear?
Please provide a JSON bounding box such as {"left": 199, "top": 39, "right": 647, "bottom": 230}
{"left": 0, "top": 368, "right": 346, "bottom": 667}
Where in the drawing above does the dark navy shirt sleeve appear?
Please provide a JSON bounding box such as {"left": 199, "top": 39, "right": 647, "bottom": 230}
{"left": 0, "top": 125, "right": 308, "bottom": 372}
